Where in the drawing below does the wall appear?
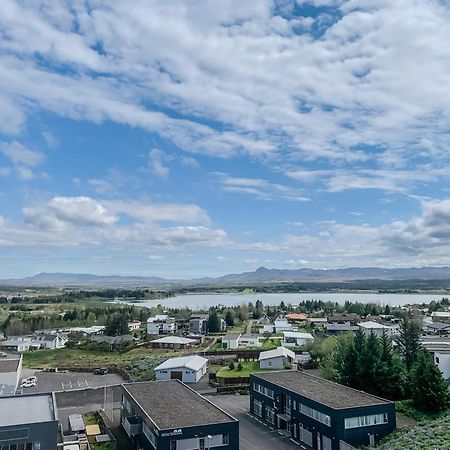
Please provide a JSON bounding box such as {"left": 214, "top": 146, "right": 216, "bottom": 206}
{"left": 0, "top": 420, "right": 58, "bottom": 450}
{"left": 259, "top": 357, "right": 284, "bottom": 370}
{"left": 155, "top": 365, "right": 206, "bottom": 383}
{"left": 434, "top": 352, "right": 450, "bottom": 379}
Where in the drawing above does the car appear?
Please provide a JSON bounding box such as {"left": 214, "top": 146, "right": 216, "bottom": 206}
{"left": 21, "top": 380, "right": 36, "bottom": 388}
{"left": 94, "top": 368, "right": 108, "bottom": 375}
{"left": 24, "top": 375, "right": 37, "bottom": 383}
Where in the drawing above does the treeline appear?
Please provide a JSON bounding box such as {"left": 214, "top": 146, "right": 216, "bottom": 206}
{"left": 322, "top": 321, "right": 449, "bottom": 412}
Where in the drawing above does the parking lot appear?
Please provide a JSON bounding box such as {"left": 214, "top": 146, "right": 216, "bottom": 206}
{"left": 209, "top": 395, "right": 303, "bottom": 450}
{"left": 19, "top": 370, "right": 124, "bottom": 394}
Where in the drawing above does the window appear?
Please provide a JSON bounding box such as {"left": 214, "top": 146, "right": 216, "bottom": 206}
{"left": 293, "top": 400, "right": 297, "bottom": 411}
{"left": 344, "top": 413, "right": 388, "bottom": 429}
{"left": 254, "top": 383, "right": 274, "bottom": 399}
{"left": 299, "top": 403, "right": 331, "bottom": 426}
{"left": 170, "top": 441, "right": 177, "bottom": 450}
{"left": 254, "top": 399, "right": 263, "bottom": 417}
{"left": 142, "top": 422, "right": 157, "bottom": 448}
{"left": 265, "top": 406, "right": 276, "bottom": 424}
{"left": 436, "top": 356, "right": 440, "bottom": 363}
{"left": 222, "top": 434, "right": 229, "bottom": 445}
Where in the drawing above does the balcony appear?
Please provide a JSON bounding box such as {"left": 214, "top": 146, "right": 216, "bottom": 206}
{"left": 122, "top": 416, "right": 141, "bottom": 437}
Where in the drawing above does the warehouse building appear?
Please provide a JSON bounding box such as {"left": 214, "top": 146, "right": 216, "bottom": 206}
{"left": 250, "top": 371, "right": 395, "bottom": 450}
{"left": 0, "top": 354, "right": 22, "bottom": 396}
{"left": 121, "top": 380, "right": 239, "bottom": 449}
{"left": 154, "top": 355, "right": 208, "bottom": 383}
{"left": 0, "top": 393, "right": 59, "bottom": 449}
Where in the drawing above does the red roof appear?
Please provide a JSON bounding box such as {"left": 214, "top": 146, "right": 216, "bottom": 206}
{"left": 286, "top": 313, "right": 307, "bottom": 321}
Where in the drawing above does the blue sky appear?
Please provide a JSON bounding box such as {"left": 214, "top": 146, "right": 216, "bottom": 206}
{"left": 1, "top": 0, "right": 450, "bottom": 278}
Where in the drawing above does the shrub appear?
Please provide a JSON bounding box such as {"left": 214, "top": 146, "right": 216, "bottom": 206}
{"left": 228, "top": 362, "right": 235, "bottom": 370}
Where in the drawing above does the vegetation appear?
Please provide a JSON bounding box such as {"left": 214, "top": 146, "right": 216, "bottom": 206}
{"left": 217, "top": 361, "right": 263, "bottom": 378}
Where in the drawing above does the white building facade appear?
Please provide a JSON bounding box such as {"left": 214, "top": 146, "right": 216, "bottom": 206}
{"left": 154, "top": 355, "right": 208, "bottom": 383}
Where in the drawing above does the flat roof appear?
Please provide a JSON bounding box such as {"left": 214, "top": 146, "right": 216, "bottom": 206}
{"left": 123, "top": 381, "right": 236, "bottom": 429}
{"left": 0, "top": 393, "right": 56, "bottom": 426}
{"left": 253, "top": 371, "right": 392, "bottom": 409}
{"left": 0, "top": 357, "right": 21, "bottom": 373}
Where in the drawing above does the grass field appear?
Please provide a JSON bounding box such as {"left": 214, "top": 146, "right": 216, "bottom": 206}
{"left": 216, "top": 361, "right": 267, "bottom": 378}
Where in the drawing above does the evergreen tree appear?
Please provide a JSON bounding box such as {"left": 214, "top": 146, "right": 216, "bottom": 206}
{"left": 398, "top": 319, "right": 421, "bottom": 370}
{"left": 378, "top": 331, "right": 404, "bottom": 399}
{"left": 224, "top": 310, "right": 235, "bottom": 326}
{"left": 411, "top": 349, "right": 449, "bottom": 412}
{"left": 207, "top": 311, "right": 222, "bottom": 332}
{"left": 358, "top": 331, "right": 382, "bottom": 395}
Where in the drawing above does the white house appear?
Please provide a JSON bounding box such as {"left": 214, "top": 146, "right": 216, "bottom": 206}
{"left": 0, "top": 338, "right": 32, "bottom": 352}
{"left": 431, "top": 311, "right": 450, "bottom": 320}
{"left": 33, "top": 333, "right": 67, "bottom": 349}
{"left": 259, "top": 347, "right": 295, "bottom": 369}
{"left": 65, "top": 325, "right": 105, "bottom": 336}
{"left": 162, "top": 321, "right": 177, "bottom": 334}
{"left": 154, "top": 355, "right": 208, "bottom": 383}
{"left": 358, "top": 321, "right": 395, "bottom": 337}
{"left": 274, "top": 314, "right": 293, "bottom": 333}
{"left": 147, "top": 315, "right": 176, "bottom": 335}
{"left": 222, "top": 333, "right": 241, "bottom": 349}
{"left": 282, "top": 331, "right": 314, "bottom": 347}
{"left": 0, "top": 355, "right": 22, "bottom": 396}
{"left": 258, "top": 314, "right": 272, "bottom": 325}
{"left": 238, "top": 335, "right": 261, "bottom": 348}
{"left": 421, "top": 337, "right": 450, "bottom": 379}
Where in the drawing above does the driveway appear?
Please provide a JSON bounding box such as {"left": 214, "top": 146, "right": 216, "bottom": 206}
{"left": 209, "top": 395, "right": 304, "bottom": 450}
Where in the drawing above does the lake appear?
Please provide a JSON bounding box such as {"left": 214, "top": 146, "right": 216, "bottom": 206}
{"left": 119, "top": 291, "right": 448, "bottom": 310}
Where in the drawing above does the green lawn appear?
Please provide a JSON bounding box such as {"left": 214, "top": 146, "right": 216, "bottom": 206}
{"left": 216, "top": 361, "right": 267, "bottom": 378}
{"left": 260, "top": 337, "right": 281, "bottom": 350}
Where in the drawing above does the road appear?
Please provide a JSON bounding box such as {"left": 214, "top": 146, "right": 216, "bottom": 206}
{"left": 209, "top": 395, "right": 304, "bottom": 450}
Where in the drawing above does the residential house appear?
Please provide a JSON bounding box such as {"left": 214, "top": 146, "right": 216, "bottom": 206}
{"left": 0, "top": 337, "right": 32, "bottom": 352}
{"left": 238, "top": 335, "right": 261, "bottom": 348}
{"left": 149, "top": 336, "right": 196, "bottom": 350}
{"left": 90, "top": 334, "right": 135, "bottom": 350}
{"left": 258, "top": 313, "right": 272, "bottom": 325}
{"left": 250, "top": 371, "right": 396, "bottom": 450}
{"left": 0, "top": 393, "right": 59, "bottom": 450}
{"left": 33, "top": 332, "right": 68, "bottom": 349}
{"left": 431, "top": 311, "right": 450, "bottom": 321}
{"left": 421, "top": 336, "right": 450, "bottom": 379}
{"left": 282, "top": 331, "right": 314, "bottom": 347}
{"left": 65, "top": 325, "right": 105, "bottom": 336}
{"left": 325, "top": 323, "right": 359, "bottom": 335}
{"left": 327, "top": 314, "right": 359, "bottom": 326}
{"left": 358, "top": 321, "right": 396, "bottom": 337}
{"left": 0, "top": 355, "right": 22, "bottom": 396}
{"left": 147, "top": 315, "right": 177, "bottom": 335}
{"left": 425, "top": 321, "right": 450, "bottom": 335}
{"left": 274, "top": 314, "right": 293, "bottom": 333}
{"left": 189, "top": 316, "right": 208, "bottom": 334}
{"left": 121, "top": 381, "right": 239, "bottom": 450}
{"left": 286, "top": 314, "right": 308, "bottom": 324}
{"left": 154, "top": 355, "right": 208, "bottom": 383}
{"left": 222, "top": 333, "right": 241, "bottom": 349}
{"left": 259, "top": 347, "right": 295, "bottom": 369}
{"left": 186, "top": 333, "right": 205, "bottom": 345}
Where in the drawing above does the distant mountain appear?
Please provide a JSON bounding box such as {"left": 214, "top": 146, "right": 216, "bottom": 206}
{"left": 2, "top": 266, "right": 450, "bottom": 288}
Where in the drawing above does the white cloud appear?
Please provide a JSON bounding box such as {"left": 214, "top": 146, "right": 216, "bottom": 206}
{"left": 148, "top": 148, "right": 170, "bottom": 179}
{"left": 0, "top": 141, "right": 44, "bottom": 167}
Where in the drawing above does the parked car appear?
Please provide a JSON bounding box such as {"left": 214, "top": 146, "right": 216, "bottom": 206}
{"left": 94, "top": 367, "right": 108, "bottom": 375}
{"left": 24, "top": 376, "right": 37, "bottom": 383}
{"left": 21, "top": 379, "right": 37, "bottom": 388}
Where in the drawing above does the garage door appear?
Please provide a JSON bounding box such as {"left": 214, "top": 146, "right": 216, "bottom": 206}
{"left": 171, "top": 371, "right": 183, "bottom": 380}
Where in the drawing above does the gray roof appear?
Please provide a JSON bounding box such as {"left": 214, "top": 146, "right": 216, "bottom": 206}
{"left": 123, "top": 381, "right": 236, "bottom": 429}
{"left": 155, "top": 355, "right": 208, "bottom": 372}
{"left": 150, "top": 336, "right": 196, "bottom": 344}
{"left": 0, "top": 393, "right": 56, "bottom": 426}
{"left": 0, "top": 357, "right": 21, "bottom": 373}
{"left": 426, "top": 322, "right": 450, "bottom": 330}
{"left": 222, "top": 333, "right": 241, "bottom": 340}
{"left": 259, "top": 347, "right": 295, "bottom": 361}
{"left": 253, "top": 371, "right": 392, "bottom": 409}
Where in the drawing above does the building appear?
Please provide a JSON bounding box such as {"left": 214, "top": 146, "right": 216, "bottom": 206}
{"left": 128, "top": 321, "right": 142, "bottom": 331}
{"left": 421, "top": 337, "right": 450, "bottom": 379}
{"left": 424, "top": 321, "right": 450, "bottom": 335}
{"left": 222, "top": 333, "right": 241, "bottom": 349}
{"left": 358, "top": 321, "right": 394, "bottom": 337}
{"left": 0, "top": 354, "right": 22, "bottom": 396}
{"left": 0, "top": 337, "right": 31, "bottom": 352}
{"left": 327, "top": 315, "right": 359, "bottom": 326}
{"left": 121, "top": 380, "right": 239, "bottom": 449}
{"left": 259, "top": 347, "right": 295, "bottom": 369}
{"left": 238, "top": 335, "right": 261, "bottom": 348}
{"left": 147, "top": 315, "right": 177, "bottom": 335}
{"left": 0, "top": 393, "right": 59, "bottom": 449}
{"left": 33, "top": 332, "right": 68, "bottom": 349}
{"left": 431, "top": 311, "right": 450, "bottom": 320}
{"left": 65, "top": 325, "right": 105, "bottom": 336}
{"left": 150, "top": 336, "right": 196, "bottom": 350}
{"left": 90, "top": 334, "right": 135, "bottom": 349}
{"left": 155, "top": 355, "right": 208, "bottom": 383}
{"left": 258, "top": 313, "right": 272, "bottom": 325}
{"left": 186, "top": 333, "right": 205, "bottom": 345}
{"left": 286, "top": 314, "right": 308, "bottom": 324}
{"left": 282, "top": 331, "right": 314, "bottom": 347}
{"left": 325, "top": 324, "right": 359, "bottom": 335}
{"left": 250, "top": 371, "right": 396, "bottom": 450}
{"left": 189, "top": 316, "right": 208, "bottom": 334}
{"left": 274, "top": 314, "right": 293, "bottom": 333}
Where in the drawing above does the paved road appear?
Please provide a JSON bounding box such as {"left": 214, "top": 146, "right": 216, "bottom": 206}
{"left": 209, "top": 395, "right": 303, "bottom": 450}
{"left": 18, "top": 371, "right": 124, "bottom": 394}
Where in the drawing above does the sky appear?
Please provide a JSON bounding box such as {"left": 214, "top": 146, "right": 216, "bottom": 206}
{"left": 1, "top": 0, "right": 450, "bottom": 278}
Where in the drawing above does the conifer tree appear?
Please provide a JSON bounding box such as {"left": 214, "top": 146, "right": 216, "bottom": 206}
{"left": 398, "top": 319, "right": 420, "bottom": 370}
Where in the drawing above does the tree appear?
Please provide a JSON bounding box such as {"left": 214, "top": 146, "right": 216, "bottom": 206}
{"left": 398, "top": 320, "right": 421, "bottom": 370}
{"left": 105, "top": 314, "right": 129, "bottom": 336}
{"left": 224, "top": 310, "right": 235, "bottom": 327}
{"left": 378, "top": 331, "right": 405, "bottom": 399}
{"left": 357, "top": 331, "right": 383, "bottom": 395}
{"left": 411, "top": 349, "right": 449, "bottom": 412}
{"left": 207, "top": 311, "right": 222, "bottom": 333}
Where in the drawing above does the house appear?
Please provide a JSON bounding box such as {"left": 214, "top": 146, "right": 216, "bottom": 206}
{"left": 250, "top": 371, "right": 396, "bottom": 450}
{"left": 308, "top": 318, "right": 328, "bottom": 326}
{"left": 0, "top": 355, "right": 22, "bottom": 396}
{"left": 421, "top": 337, "right": 450, "bottom": 379}
{"left": 358, "top": 321, "right": 395, "bottom": 337}
{"left": 65, "top": 325, "right": 105, "bottom": 336}
{"left": 431, "top": 311, "right": 450, "bottom": 320}
{"left": 155, "top": 355, "right": 208, "bottom": 383}
{"left": 147, "top": 315, "right": 177, "bottom": 335}
{"left": 425, "top": 321, "right": 450, "bottom": 335}
{"left": 286, "top": 313, "right": 308, "bottom": 324}
{"left": 0, "top": 337, "right": 32, "bottom": 352}
{"left": 149, "top": 336, "right": 196, "bottom": 350}
{"left": 128, "top": 320, "right": 141, "bottom": 331}
{"left": 189, "top": 316, "right": 208, "bottom": 334}
{"left": 325, "top": 323, "right": 359, "bottom": 335}
{"left": 90, "top": 334, "right": 135, "bottom": 350}
{"left": 33, "top": 332, "right": 68, "bottom": 349}
{"left": 274, "top": 314, "right": 293, "bottom": 333}
{"left": 259, "top": 347, "right": 295, "bottom": 369}
{"left": 258, "top": 313, "right": 272, "bottom": 325}
{"left": 121, "top": 380, "right": 239, "bottom": 449}
{"left": 327, "top": 314, "right": 359, "bottom": 326}
{"left": 0, "top": 393, "right": 59, "bottom": 449}
{"left": 282, "top": 331, "right": 314, "bottom": 347}
{"left": 222, "top": 333, "right": 241, "bottom": 349}
{"left": 186, "top": 333, "right": 205, "bottom": 345}
{"left": 238, "top": 335, "right": 261, "bottom": 348}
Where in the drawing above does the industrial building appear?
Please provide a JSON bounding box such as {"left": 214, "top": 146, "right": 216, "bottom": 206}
{"left": 154, "top": 355, "right": 208, "bottom": 383}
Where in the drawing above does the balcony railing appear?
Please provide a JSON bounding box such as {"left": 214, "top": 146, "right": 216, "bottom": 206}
{"left": 122, "top": 416, "right": 141, "bottom": 437}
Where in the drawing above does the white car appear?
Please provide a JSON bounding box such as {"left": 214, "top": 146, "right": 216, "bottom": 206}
{"left": 25, "top": 376, "right": 37, "bottom": 383}
{"left": 21, "top": 379, "right": 37, "bottom": 388}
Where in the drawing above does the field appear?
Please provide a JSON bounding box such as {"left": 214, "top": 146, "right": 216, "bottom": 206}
{"left": 216, "top": 361, "right": 267, "bottom": 378}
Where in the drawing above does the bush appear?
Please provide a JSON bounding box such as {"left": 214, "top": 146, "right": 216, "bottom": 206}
{"left": 228, "top": 362, "right": 235, "bottom": 370}
{"left": 237, "top": 362, "right": 243, "bottom": 371}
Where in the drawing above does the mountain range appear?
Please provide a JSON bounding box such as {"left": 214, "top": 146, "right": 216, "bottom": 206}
{"left": 2, "top": 266, "right": 450, "bottom": 288}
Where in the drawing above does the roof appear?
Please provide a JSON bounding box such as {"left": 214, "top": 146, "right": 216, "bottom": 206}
{"left": 359, "top": 321, "right": 390, "bottom": 329}
{"left": 426, "top": 322, "right": 450, "bottom": 330}
{"left": 85, "top": 424, "right": 101, "bottom": 436}
{"left": 286, "top": 314, "right": 308, "bottom": 321}
{"left": 122, "top": 380, "right": 237, "bottom": 429}
{"left": 253, "top": 371, "right": 392, "bottom": 409}
{"left": 0, "top": 339, "right": 30, "bottom": 347}
{"left": 147, "top": 315, "right": 169, "bottom": 323}
{"left": 432, "top": 311, "right": 450, "bottom": 317}
{"left": 0, "top": 357, "right": 21, "bottom": 373}
{"left": 150, "top": 336, "right": 196, "bottom": 344}
{"left": 283, "top": 331, "right": 314, "bottom": 339}
{"left": 0, "top": 393, "right": 56, "bottom": 426}
{"left": 326, "top": 324, "right": 359, "bottom": 331}
{"left": 155, "top": 355, "right": 208, "bottom": 372}
{"left": 36, "top": 333, "right": 66, "bottom": 341}
{"left": 222, "top": 333, "right": 242, "bottom": 340}
{"left": 259, "top": 346, "right": 295, "bottom": 361}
